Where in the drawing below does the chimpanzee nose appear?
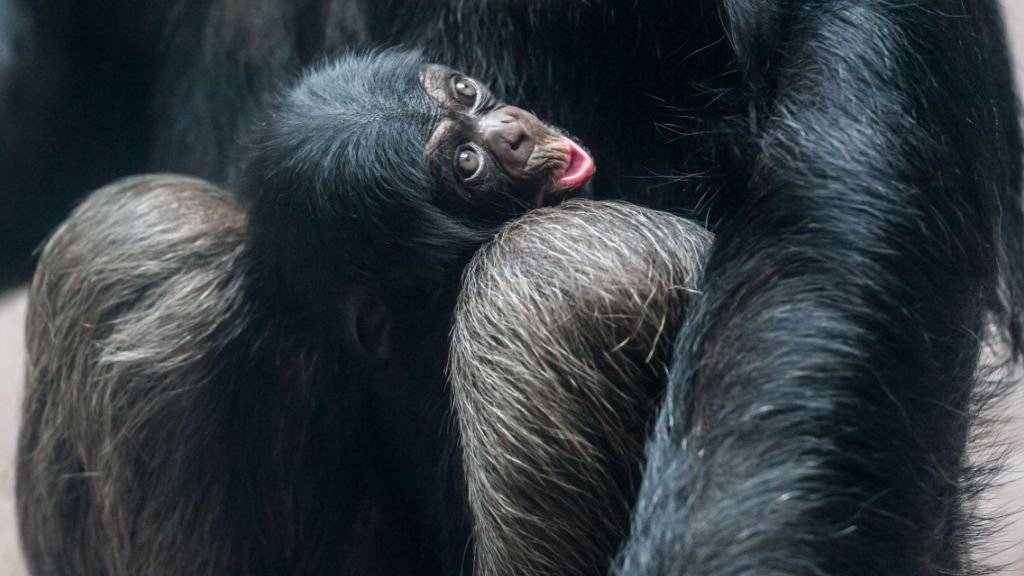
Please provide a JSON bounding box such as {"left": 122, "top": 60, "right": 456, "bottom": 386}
{"left": 478, "top": 106, "right": 538, "bottom": 172}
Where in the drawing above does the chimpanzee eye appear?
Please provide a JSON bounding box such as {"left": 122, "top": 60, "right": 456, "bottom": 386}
{"left": 451, "top": 75, "right": 479, "bottom": 105}
{"left": 455, "top": 146, "right": 483, "bottom": 179}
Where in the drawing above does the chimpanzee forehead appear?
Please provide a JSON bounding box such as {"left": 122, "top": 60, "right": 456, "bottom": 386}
{"left": 419, "top": 63, "right": 497, "bottom": 155}
{"left": 262, "top": 51, "right": 447, "bottom": 200}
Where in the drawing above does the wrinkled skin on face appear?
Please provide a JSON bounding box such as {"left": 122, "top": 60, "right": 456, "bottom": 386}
{"left": 419, "top": 64, "right": 595, "bottom": 214}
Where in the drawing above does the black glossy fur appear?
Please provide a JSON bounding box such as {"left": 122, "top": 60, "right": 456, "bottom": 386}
{"left": 8, "top": 1, "right": 1024, "bottom": 575}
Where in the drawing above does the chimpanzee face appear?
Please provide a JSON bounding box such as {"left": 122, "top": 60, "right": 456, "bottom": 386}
{"left": 419, "top": 64, "right": 595, "bottom": 213}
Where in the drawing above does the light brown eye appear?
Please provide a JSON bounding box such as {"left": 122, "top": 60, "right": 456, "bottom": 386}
{"left": 456, "top": 147, "right": 482, "bottom": 179}
{"left": 452, "top": 76, "right": 478, "bottom": 104}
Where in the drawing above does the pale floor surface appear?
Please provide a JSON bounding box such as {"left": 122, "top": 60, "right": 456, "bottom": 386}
{"left": 0, "top": 3, "right": 1023, "bottom": 574}
{"left": 0, "top": 291, "right": 25, "bottom": 574}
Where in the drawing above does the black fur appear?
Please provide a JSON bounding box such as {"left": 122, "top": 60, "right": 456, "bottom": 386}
{"left": 618, "top": 4, "right": 1022, "bottom": 574}
{"left": 7, "top": 1, "right": 1024, "bottom": 575}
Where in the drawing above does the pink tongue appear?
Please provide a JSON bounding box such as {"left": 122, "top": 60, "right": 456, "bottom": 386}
{"left": 556, "top": 138, "right": 596, "bottom": 189}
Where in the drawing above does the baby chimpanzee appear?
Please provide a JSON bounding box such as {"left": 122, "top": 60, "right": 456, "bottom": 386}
{"left": 242, "top": 49, "right": 595, "bottom": 359}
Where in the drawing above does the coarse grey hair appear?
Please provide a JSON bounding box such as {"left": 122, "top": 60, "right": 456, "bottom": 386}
{"left": 18, "top": 175, "right": 256, "bottom": 574}
{"left": 449, "top": 199, "right": 713, "bottom": 576}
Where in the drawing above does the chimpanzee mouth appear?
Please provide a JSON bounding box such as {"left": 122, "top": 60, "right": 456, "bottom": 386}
{"left": 532, "top": 138, "right": 596, "bottom": 207}
{"left": 555, "top": 138, "right": 596, "bottom": 191}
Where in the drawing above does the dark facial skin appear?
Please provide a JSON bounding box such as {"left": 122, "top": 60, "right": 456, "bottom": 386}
{"left": 419, "top": 65, "right": 595, "bottom": 214}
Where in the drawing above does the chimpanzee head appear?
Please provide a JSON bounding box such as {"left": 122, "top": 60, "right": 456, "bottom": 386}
{"left": 242, "top": 49, "right": 595, "bottom": 358}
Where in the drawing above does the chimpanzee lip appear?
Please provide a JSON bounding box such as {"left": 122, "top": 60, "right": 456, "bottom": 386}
{"left": 530, "top": 137, "right": 595, "bottom": 207}
{"left": 555, "top": 138, "right": 596, "bottom": 191}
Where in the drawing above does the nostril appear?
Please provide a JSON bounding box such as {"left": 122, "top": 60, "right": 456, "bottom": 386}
{"left": 504, "top": 122, "right": 530, "bottom": 153}
{"left": 509, "top": 131, "right": 525, "bottom": 151}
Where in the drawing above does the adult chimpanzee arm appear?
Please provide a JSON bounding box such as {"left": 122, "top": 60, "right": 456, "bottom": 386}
{"left": 617, "top": 2, "right": 1023, "bottom": 576}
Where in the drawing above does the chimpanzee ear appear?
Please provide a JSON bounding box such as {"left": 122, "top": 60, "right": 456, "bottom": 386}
{"left": 343, "top": 287, "right": 393, "bottom": 360}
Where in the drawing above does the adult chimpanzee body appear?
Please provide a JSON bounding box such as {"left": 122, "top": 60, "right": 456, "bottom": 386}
{"left": 8, "top": 1, "right": 1024, "bottom": 575}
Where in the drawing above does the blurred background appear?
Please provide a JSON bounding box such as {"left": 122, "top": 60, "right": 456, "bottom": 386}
{"left": 0, "top": 3, "right": 1021, "bottom": 575}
